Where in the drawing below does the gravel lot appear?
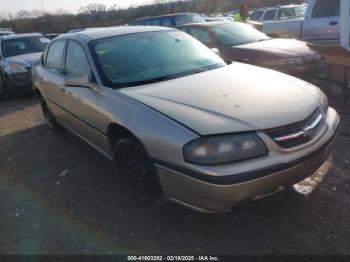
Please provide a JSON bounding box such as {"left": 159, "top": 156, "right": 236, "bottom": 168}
{"left": 0, "top": 94, "right": 349, "bottom": 255}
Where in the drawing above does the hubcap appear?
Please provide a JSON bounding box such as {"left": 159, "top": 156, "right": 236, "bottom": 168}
{"left": 126, "top": 156, "right": 149, "bottom": 195}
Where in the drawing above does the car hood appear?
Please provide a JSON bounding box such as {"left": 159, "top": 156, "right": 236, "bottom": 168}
{"left": 4, "top": 52, "right": 43, "bottom": 68}
{"left": 235, "top": 38, "right": 317, "bottom": 58}
{"left": 121, "top": 63, "right": 321, "bottom": 135}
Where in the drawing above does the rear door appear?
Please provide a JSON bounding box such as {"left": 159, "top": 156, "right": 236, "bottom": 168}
{"left": 303, "top": 0, "right": 341, "bottom": 45}
{"left": 38, "top": 40, "right": 67, "bottom": 122}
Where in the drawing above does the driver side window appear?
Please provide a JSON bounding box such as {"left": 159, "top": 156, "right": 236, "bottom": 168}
{"left": 65, "top": 41, "right": 93, "bottom": 80}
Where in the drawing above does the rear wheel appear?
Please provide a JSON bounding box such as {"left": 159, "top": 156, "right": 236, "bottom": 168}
{"left": 38, "top": 95, "right": 61, "bottom": 131}
{"left": 113, "top": 138, "right": 163, "bottom": 203}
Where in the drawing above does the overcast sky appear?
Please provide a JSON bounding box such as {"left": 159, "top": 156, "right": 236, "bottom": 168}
{"left": 0, "top": 0, "right": 151, "bottom": 14}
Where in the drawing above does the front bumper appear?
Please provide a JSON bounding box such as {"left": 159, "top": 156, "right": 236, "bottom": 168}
{"left": 155, "top": 108, "right": 340, "bottom": 213}
{"left": 6, "top": 72, "right": 33, "bottom": 94}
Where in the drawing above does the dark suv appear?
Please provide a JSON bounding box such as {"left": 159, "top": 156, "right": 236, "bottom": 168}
{"left": 130, "top": 13, "right": 205, "bottom": 27}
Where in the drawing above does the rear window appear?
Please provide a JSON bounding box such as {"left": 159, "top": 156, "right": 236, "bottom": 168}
{"left": 161, "top": 18, "right": 175, "bottom": 27}
{"left": 151, "top": 19, "right": 161, "bottom": 26}
{"left": 312, "top": 0, "right": 340, "bottom": 18}
{"left": 174, "top": 14, "right": 205, "bottom": 26}
{"left": 2, "top": 36, "right": 49, "bottom": 57}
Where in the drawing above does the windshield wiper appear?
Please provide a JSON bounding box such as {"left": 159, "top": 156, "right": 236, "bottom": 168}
{"left": 116, "top": 76, "right": 174, "bottom": 88}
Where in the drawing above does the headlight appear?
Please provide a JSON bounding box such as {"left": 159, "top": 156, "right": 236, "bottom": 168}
{"left": 8, "top": 63, "right": 28, "bottom": 74}
{"left": 183, "top": 134, "right": 268, "bottom": 165}
{"left": 260, "top": 58, "right": 304, "bottom": 67}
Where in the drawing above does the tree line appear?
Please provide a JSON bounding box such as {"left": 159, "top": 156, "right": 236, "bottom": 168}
{"left": 0, "top": 0, "right": 303, "bottom": 34}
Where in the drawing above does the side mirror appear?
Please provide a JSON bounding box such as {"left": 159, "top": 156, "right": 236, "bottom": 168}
{"left": 211, "top": 48, "right": 220, "bottom": 56}
{"left": 64, "top": 72, "right": 90, "bottom": 87}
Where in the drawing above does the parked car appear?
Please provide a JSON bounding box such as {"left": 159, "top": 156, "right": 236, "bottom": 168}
{"left": 130, "top": 13, "right": 205, "bottom": 27}
{"left": 178, "top": 21, "right": 327, "bottom": 81}
{"left": 32, "top": 27, "right": 340, "bottom": 213}
{"left": 67, "top": 28, "right": 105, "bottom": 34}
{"left": 0, "top": 33, "right": 50, "bottom": 99}
{"left": 0, "top": 30, "right": 15, "bottom": 37}
{"left": 250, "top": 4, "right": 306, "bottom": 23}
{"left": 204, "top": 16, "right": 232, "bottom": 22}
{"left": 262, "top": 0, "right": 343, "bottom": 45}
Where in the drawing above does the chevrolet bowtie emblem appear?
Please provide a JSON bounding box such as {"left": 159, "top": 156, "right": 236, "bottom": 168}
{"left": 302, "top": 125, "right": 314, "bottom": 138}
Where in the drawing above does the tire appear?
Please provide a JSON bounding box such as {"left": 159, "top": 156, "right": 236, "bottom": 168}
{"left": 113, "top": 138, "right": 162, "bottom": 203}
{"left": 38, "top": 95, "right": 61, "bottom": 131}
{"left": 0, "top": 73, "right": 12, "bottom": 101}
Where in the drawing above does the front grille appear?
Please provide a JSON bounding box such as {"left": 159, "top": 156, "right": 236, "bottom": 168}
{"left": 12, "top": 72, "right": 31, "bottom": 83}
{"left": 265, "top": 109, "right": 324, "bottom": 149}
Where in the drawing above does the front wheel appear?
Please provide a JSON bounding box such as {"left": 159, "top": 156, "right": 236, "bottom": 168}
{"left": 0, "top": 74, "right": 12, "bottom": 101}
{"left": 114, "top": 138, "right": 163, "bottom": 203}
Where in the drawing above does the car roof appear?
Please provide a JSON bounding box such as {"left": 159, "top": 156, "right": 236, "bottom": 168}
{"left": 0, "top": 33, "right": 44, "bottom": 40}
{"left": 135, "top": 12, "right": 198, "bottom": 21}
{"left": 59, "top": 26, "right": 175, "bottom": 41}
{"left": 178, "top": 21, "right": 233, "bottom": 28}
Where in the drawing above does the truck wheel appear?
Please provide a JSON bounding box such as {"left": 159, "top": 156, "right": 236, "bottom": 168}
{"left": 38, "top": 96, "right": 61, "bottom": 131}
{"left": 113, "top": 138, "right": 162, "bottom": 203}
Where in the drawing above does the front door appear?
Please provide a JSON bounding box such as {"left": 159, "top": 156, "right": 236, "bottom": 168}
{"left": 61, "top": 40, "right": 109, "bottom": 154}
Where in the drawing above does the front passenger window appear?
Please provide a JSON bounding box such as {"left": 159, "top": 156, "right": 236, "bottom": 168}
{"left": 65, "top": 41, "right": 92, "bottom": 80}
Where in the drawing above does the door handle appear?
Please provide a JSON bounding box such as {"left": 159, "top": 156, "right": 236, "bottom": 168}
{"left": 329, "top": 21, "right": 338, "bottom": 26}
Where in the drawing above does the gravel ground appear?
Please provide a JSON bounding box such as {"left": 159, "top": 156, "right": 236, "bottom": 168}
{"left": 0, "top": 95, "right": 349, "bottom": 255}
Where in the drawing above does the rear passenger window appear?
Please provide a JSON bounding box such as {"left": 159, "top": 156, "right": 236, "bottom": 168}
{"left": 65, "top": 41, "right": 92, "bottom": 80}
{"left": 45, "top": 40, "right": 66, "bottom": 73}
{"left": 278, "top": 8, "right": 294, "bottom": 19}
{"left": 312, "top": 0, "right": 340, "bottom": 18}
{"left": 263, "top": 10, "right": 276, "bottom": 21}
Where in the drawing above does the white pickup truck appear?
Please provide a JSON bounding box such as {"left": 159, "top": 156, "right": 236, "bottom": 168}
{"left": 262, "top": 0, "right": 344, "bottom": 45}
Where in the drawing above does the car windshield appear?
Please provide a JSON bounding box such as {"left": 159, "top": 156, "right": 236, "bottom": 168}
{"left": 212, "top": 23, "right": 270, "bottom": 46}
{"left": 90, "top": 30, "right": 225, "bottom": 88}
{"left": 2, "top": 36, "right": 50, "bottom": 57}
